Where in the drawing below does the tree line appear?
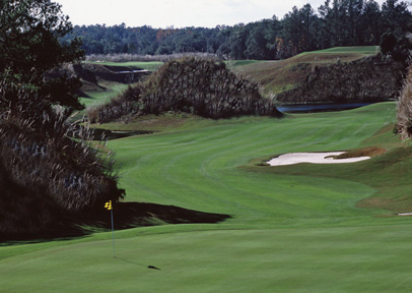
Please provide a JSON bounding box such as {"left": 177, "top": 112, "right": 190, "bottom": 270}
{"left": 64, "top": 0, "right": 412, "bottom": 60}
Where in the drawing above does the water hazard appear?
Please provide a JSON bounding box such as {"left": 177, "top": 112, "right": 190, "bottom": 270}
{"left": 277, "top": 102, "right": 373, "bottom": 113}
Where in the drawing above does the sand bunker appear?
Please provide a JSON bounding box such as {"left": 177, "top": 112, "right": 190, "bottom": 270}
{"left": 398, "top": 212, "right": 412, "bottom": 216}
{"left": 267, "top": 152, "right": 371, "bottom": 166}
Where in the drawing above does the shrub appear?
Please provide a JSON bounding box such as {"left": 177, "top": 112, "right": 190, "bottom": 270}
{"left": 396, "top": 62, "right": 412, "bottom": 139}
{"left": 0, "top": 88, "right": 125, "bottom": 241}
{"left": 90, "top": 57, "right": 282, "bottom": 123}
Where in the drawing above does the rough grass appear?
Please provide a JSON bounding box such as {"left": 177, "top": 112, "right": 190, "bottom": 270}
{"left": 315, "top": 46, "right": 379, "bottom": 54}
{"left": 333, "top": 146, "right": 386, "bottom": 159}
{"left": 232, "top": 46, "right": 379, "bottom": 95}
{"left": 3, "top": 102, "right": 412, "bottom": 292}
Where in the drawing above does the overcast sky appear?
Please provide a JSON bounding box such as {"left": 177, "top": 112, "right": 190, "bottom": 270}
{"left": 56, "top": 0, "right": 388, "bottom": 29}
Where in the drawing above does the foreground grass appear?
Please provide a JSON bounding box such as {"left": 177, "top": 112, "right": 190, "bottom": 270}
{"left": 3, "top": 102, "right": 412, "bottom": 292}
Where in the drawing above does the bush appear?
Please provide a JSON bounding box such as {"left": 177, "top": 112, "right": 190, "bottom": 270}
{"left": 396, "top": 61, "right": 412, "bottom": 139}
{"left": 0, "top": 88, "right": 125, "bottom": 241}
{"left": 90, "top": 57, "right": 282, "bottom": 123}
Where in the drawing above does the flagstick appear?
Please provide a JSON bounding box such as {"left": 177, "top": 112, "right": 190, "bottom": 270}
{"left": 110, "top": 208, "right": 116, "bottom": 258}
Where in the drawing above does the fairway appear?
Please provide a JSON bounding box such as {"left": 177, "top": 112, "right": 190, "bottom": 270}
{"left": 2, "top": 102, "right": 412, "bottom": 292}
{"left": 83, "top": 61, "right": 164, "bottom": 71}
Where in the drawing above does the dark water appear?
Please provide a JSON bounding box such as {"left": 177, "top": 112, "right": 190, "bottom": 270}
{"left": 277, "top": 103, "right": 373, "bottom": 113}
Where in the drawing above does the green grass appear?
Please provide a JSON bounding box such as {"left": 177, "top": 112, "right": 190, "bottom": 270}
{"left": 83, "top": 61, "right": 164, "bottom": 71}
{"left": 225, "top": 59, "right": 268, "bottom": 68}
{"left": 3, "top": 102, "right": 412, "bottom": 292}
{"left": 312, "top": 46, "right": 379, "bottom": 54}
{"left": 79, "top": 82, "right": 131, "bottom": 109}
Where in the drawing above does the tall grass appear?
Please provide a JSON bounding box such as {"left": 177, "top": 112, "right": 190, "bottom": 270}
{"left": 275, "top": 55, "right": 405, "bottom": 104}
{"left": 89, "top": 57, "right": 282, "bottom": 123}
{"left": 396, "top": 61, "right": 412, "bottom": 139}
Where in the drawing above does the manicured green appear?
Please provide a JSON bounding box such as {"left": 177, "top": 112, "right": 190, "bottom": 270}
{"left": 2, "top": 102, "right": 412, "bottom": 292}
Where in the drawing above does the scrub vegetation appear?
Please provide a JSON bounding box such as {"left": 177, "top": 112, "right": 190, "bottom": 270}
{"left": 0, "top": 0, "right": 125, "bottom": 240}
{"left": 88, "top": 57, "right": 282, "bottom": 123}
{"left": 396, "top": 63, "right": 412, "bottom": 139}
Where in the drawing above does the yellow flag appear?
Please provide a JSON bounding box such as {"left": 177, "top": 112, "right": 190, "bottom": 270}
{"left": 104, "top": 200, "right": 112, "bottom": 210}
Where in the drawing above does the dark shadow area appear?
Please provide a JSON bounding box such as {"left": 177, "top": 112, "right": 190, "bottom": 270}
{"left": 0, "top": 202, "right": 231, "bottom": 244}
{"left": 82, "top": 202, "right": 232, "bottom": 230}
{"left": 91, "top": 128, "right": 155, "bottom": 140}
{"left": 115, "top": 257, "right": 161, "bottom": 271}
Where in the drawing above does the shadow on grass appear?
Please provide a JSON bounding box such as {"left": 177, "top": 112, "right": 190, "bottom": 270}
{"left": 83, "top": 202, "right": 232, "bottom": 230}
{"left": 0, "top": 202, "right": 231, "bottom": 244}
{"left": 115, "top": 257, "right": 162, "bottom": 271}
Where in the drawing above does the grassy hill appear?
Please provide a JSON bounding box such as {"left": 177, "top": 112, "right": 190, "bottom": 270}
{"left": 231, "top": 46, "right": 382, "bottom": 95}
{"left": 3, "top": 102, "right": 412, "bottom": 292}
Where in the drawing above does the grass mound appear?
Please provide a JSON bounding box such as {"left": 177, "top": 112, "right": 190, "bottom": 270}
{"left": 89, "top": 57, "right": 282, "bottom": 123}
{"left": 232, "top": 47, "right": 405, "bottom": 104}
{"left": 232, "top": 47, "right": 378, "bottom": 95}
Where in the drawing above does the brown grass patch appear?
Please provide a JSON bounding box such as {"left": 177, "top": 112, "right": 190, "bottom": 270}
{"left": 231, "top": 52, "right": 369, "bottom": 95}
{"left": 357, "top": 195, "right": 412, "bottom": 214}
{"left": 334, "top": 147, "right": 386, "bottom": 159}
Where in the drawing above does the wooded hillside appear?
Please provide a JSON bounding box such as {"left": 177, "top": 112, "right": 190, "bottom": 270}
{"left": 63, "top": 0, "right": 412, "bottom": 60}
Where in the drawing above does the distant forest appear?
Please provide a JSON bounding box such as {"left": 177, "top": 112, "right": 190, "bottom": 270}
{"left": 65, "top": 0, "right": 412, "bottom": 60}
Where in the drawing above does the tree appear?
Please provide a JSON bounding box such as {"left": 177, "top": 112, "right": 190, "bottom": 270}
{"left": 0, "top": 0, "right": 85, "bottom": 118}
{"left": 0, "top": 0, "right": 125, "bottom": 240}
{"left": 360, "top": 0, "right": 382, "bottom": 45}
{"left": 381, "top": 0, "right": 412, "bottom": 37}
{"left": 229, "top": 24, "right": 249, "bottom": 59}
{"left": 279, "top": 4, "right": 319, "bottom": 56}
{"left": 245, "top": 20, "right": 276, "bottom": 59}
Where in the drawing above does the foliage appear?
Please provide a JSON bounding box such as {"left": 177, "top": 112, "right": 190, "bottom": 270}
{"left": 89, "top": 57, "right": 282, "bottom": 123}
{"left": 0, "top": 0, "right": 125, "bottom": 240}
{"left": 64, "top": 0, "right": 412, "bottom": 61}
{"left": 0, "top": 0, "right": 85, "bottom": 117}
{"left": 0, "top": 88, "right": 124, "bottom": 240}
{"left": 275, "top": 55, "right": 406, "bottom": 104}
{"left": 396, "top": 60, "right": 412, "bottom": 139}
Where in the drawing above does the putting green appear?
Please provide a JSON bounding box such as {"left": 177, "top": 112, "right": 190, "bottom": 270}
{"left": 2, "top": 102, "right": 412, "bottom": 293}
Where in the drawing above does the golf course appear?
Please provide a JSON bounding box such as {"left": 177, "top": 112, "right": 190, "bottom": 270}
{"left": 2, "top": 101, "right": 412, "bottom": 292}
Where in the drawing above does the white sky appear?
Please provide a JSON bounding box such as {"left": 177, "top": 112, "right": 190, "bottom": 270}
{"left": 56, "top": 0, "right": 388, "bottom": 29}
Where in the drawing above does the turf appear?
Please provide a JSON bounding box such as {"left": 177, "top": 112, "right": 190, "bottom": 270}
{"left": 79, "top": 82, "right": 131, "bottom": 109}
{"left": 314, "top": 46, "right": 379, "bottom": 54}
{"left": 2, "top": 102, "right": 412, "bottom": 292}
